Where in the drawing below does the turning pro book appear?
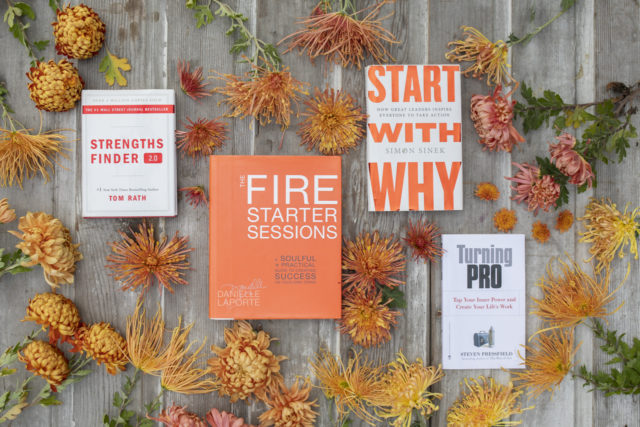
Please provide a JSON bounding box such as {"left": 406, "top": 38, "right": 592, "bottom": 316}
{"left": 209, "top": 155, "right": 342, "bottom": 319}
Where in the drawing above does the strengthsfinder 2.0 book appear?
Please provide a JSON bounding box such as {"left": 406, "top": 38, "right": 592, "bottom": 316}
{"left": 442, "top": 234, "right": 525, "bottom": 370}
{"left": 209, "top": 155, "right": 342, "bottom": 319}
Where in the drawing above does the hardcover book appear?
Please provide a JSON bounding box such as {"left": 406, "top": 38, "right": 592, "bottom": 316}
{"left": 441, "top": 234, "right": 525, "bottom": 370}
{"left": 81, "top": 90, "right": 177, "bottom": 218}
{"left": 209, "top": 155, "right": 342, "bottom": 319}
{"left": 366, "top": 64, "right": 463, "bottom": 211}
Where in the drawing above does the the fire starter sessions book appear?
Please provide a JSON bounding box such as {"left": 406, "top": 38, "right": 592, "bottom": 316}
{"left": 366, "top": 65, "right": 462, "bottom": 211}
{"left": 209, "top": 155, "right": 342, "bottom": 319}
{"left": 442, "top": 234, "right": 525, "bottom": 370}
{"left": 82, "top": 90, "right": 177, "bottom": 217}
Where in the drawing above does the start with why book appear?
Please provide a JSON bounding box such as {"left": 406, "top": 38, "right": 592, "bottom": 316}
{"left": 366, "top": 64, "right": 462, "bottom": 211}
{"left": 81, "top": 90, "right": 177, "bottom": 218}
{"left": 441, "top": 234, "right": 525, "bottom": 370}
{"left": 209, "top": 155, "right": 342, "bottom": 319}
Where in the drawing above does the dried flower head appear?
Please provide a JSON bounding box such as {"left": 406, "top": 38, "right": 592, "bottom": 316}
{"left": 340, "top": 290, "right": 400, "bottom": 348}
{"left": 511, "top": 329, "right": 580, "bottom": 399}
{"left": 74, "top": 322, "right": 128, "bottom": 375}
{"left": 52, "top": 4, "right": 105, "bottom": 59}
{"left": 125, "top": 300, "right": 172, "bottom": 375}
{"left": 403, "top": 218, "right": 444, "bottom": 263}
{"left": 531, "top": 221, "right": 550, "bottom": 244}
{"left": 176, "top": 117, "right": 227, "bottom": 160}
{"left": 447, "top": 376, "right": 532, "bottom": 427}
{"left": 23, "top": 292, "right": 80, "bottom": 344}
{"left": 298, "top": 87, "right": 366, "bottom": 155}
{"left": 578, "top": 198, "right": 640, "bottom": 272}
{"left": 0, "top": 198, "right": 16, "bottom": 223}
{"left": 18, "top": 340, "right": 69, "bottom": 392}
{"left": 446, "top": 26, "right": 513, "bottom": 87}
{"left": 9, "top": 211, "right": 82, "bottom": 289}
{"left": 259, "top": 378, "right": 318, "bottom": 427}
{"left": 555, "top": 210, "right": 574, "bottom": 233}
{"left": 179, "top": 60, "right": 212, "bottom": 100}
{"left": 281, "top": 2, "right": 397, "bottom": 69}
{"left": 507, "top": 162, "right": 560, "bottom": 214}
{"left": 377, "top": 353, "right": 444, "bottom": 427}
{"left": 493, "top": 208, "right": 517, "bottom": 233}
{"left": 532, "top": 258, "right": 623, "bottom": 330}
{"left": 206, "top": 408, "right": 253, "bottom": 427}
{"left": 208, "top": 320, "right": 286, "bottom": 403}
{"left": 106, "top": 221, "right": 193, "bottom": 294}
{"left": 26, "top": 59, "right": 84, "bottom": 112}
{"left": 150, "top": 405, "right": 206, "bottom": 427}
{"left": 0, "top": 127, "right": 69, "bottom": 188}
{"left": 471, "top": 86, "right": 524, "bottom": 152}
{"left": 342, "top": 231, "right": 406, "bottom": 293}
{"left": 474, "top": 182, "right": 500, "bottom": 201}
{"left": 211, "top": 64, "right": 307, "bottom": 131}
{"left": 549, "top": 133, "right": 594, "bottom": 188}
{"left": 180, "top": 186, "right": 208, "bottom": 208}
{"left": 310, "top": 348, "right": 385, "bottom": 424}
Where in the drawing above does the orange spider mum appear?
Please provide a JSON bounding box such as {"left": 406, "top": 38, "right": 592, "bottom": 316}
{"left": 178, "top": 60, "right": 212, "bottom": 100}
{"left": 298, "top": 87, "right": 366, "bottom": 155}
{"left": 211, "top": 63, "right": 307, "bottom": 131}
{"left": 124, "top": 300, "right": 172, "bottom": 375}
{"left": 208, "top": 320, "right": 286, "bottom": 403}
{"left": 475, "top": 182, "right": 500, "bottom": 201}
{"left": 179, "top": 186, "right": 208, "bottom": 208}
{"left": 446, "top": 26, "right": 514, "bottom": 87}
{"left": 578, "top": 198, "right": 640, "bottom": 272}
{"left": 511, "top": 329, "right": 580, "bottom": 399}
{"left": 555, "top": 209, "right": 574, "bottom": 233}
{"left": 376, "top": 352, "right": 444, "bottom": 427}
{"left": 340, "top": 290, "right": 400, "bottom": 348}
{"left": 106, "top": 221, "right": 193, "bottom": 294}
{"left": 447, "top": 376, "right": 533, "bottom": 427}
{"left": 403, "top": 218, "right": 444, "bottom": 263}
{"left": 531, "top": 221, "right": 550, "bottom": 244}
{"left": 310, "top": 348, "right": 386, "bottom": 425}
{"left": 176, "top": 117, "right": 227, "bottom": 160}
{"left": 259, "top": 378, "right": 318, "bottom": 427}
{"left": 342, "top": 231, "right": 406, "bottom": 293}
{"left": 493, "top": 208, "right": 517, "bottom": 233}
{"left": 531, "top": 258, "right": 624, "bottom": 330}
{"left": 281, "top": 2, "right": 397, "bottom": 69}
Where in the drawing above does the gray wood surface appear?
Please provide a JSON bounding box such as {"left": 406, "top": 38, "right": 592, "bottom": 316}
{"left": 0, "top": 1, "right": 638, "bottom": 426}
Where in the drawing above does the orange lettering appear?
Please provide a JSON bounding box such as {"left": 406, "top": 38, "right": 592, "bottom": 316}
{"left": 439, "top": 122, "right": 461, "bottom": 142}
{"left": 442, "top": 65, "right": 458, "bottom": 102}
{"left": 368, "top": 123, "right": 403, "bottom": 143}
{"left": 369, "top": 162, "right": 405, "bottom": 211}
{"left": 416, "top": 123, "right": 437, "bottom": 142}
{"left": 387, "top": 65, "right": 404, "bottom": 102}
{"left": 403, "top": 66, "right": 422, "bottom": 102}
{"left": 408, "top": 162, "right": 434, "bottom": 210}
{"left": 436, "top": 162, "right": 461, "bottom": 210}
{"left": 367, "top": 66, "right": 386, "bottom": 103}
{"left": 423, "top": 66, "right": 441, "bottom": 102}
{"left": 405, "top": 123, "right": 414, "bottom": 143}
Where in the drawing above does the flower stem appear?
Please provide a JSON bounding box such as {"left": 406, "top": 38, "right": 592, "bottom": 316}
{"left": 0, "top": 250, "right": 32, "bottom": 281}
{"left": 508, "top": 3, "right": 574, "bottom": 47}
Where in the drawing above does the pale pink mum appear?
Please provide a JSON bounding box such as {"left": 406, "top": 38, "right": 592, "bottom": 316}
{"left": 149, "top": 405, "right": 206, "bottom": 427}
{"left": 205, "top": 408, "right": 254, "bottom": 427}
{"left": 549, "top": 133, "right": 594, "bottom": 187}
{"left": 506, "top": 162, "right": 560, "bottom": 215}
{"left": 470, "top": 85, "right": 525, "bottom": 152}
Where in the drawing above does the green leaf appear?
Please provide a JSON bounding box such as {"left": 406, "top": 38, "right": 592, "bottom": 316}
{"left": 380, "top": 286, "right": 407, "bottom": 309}
{"left": 14, "top": 3, "right": 35, "bottom": 20}
{"left": 112, "top": 392, "right": 123, "bottom": 408}
{"left": 33, "top": 39, "right": 49, "bottom": 51}
{"left": 561, "top": 0, "right": 576, "bottom": 12}
{"left": 39, "top": 395, "right": 62, "bottom": 406}
{"left": 99, "top": 49, "right": 131, "bottom": 86}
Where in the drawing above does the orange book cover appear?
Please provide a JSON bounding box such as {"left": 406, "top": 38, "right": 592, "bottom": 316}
{"left": 209, "top": 155, "right": 342, "bottom": 319}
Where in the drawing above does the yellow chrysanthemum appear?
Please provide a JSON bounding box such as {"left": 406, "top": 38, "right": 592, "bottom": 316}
{"left": 555, "top": 209, "right": 574, "bottom": 233}
{"left": 53, "top": 4, "right": 105, "bottom": 59}
{"left": 531, "top": 221, "right": 550, "bottom": 244}
{"left": 579, "top": 198, "right": 640, "bottom": 272}
{"left": 125, "top": 300, "right": 174, "bottom": 375}
{"left": 26, "top": 59, "right": 84, "bottom": 112}
{"left": 447, "top": 376, "right": 533, "bottom": 427}
{"left": 208, "top": 320, "right": 286, "bottom": 402}
{"left": 511, "top": 329, "right": 580, "bottom": 399}
{"left": 310, "top": 349, "right": 385, "bottom": 425}
{"left": 23, "top": 292, "right": 80, "bottom": 344}
{"left": 493, "top": 208, "right": 517, "bottom": 233}
{"left": 475, "top": 182, "right": 500, "bottom": 201}
{"left": 340, "top": 290, "right": 400, "bottom": 348}
{"left": 75, "top": 322, "right": 128, "bottom": 375}
{"left": 0, "top": 198, "right": 16, "bottom": 223}
{"left": 259, "top": 378, "right": 318, "bottom": 427}
{"left": 9, "top": 211, "right": 82, "bottom": 289}
{"left": 377, "top": 352, "right": 444, "bottom": 427}
{"left": 18, "top": 340, "right": 69, "bottom": 392}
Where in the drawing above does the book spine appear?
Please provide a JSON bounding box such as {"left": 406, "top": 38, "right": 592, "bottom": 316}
{"left": 208, "top": 156, "right": 217, "bottom": 319}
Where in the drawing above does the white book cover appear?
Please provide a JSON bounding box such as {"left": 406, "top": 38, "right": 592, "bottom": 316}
{"left": 365, "top": 64, "right": 462, "bottom": 212}
{"left": 442, "top": 234, "right": 525, "bottom": 370}
{"left": 82, "top": 90, "right": 177, "bottom": 218}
